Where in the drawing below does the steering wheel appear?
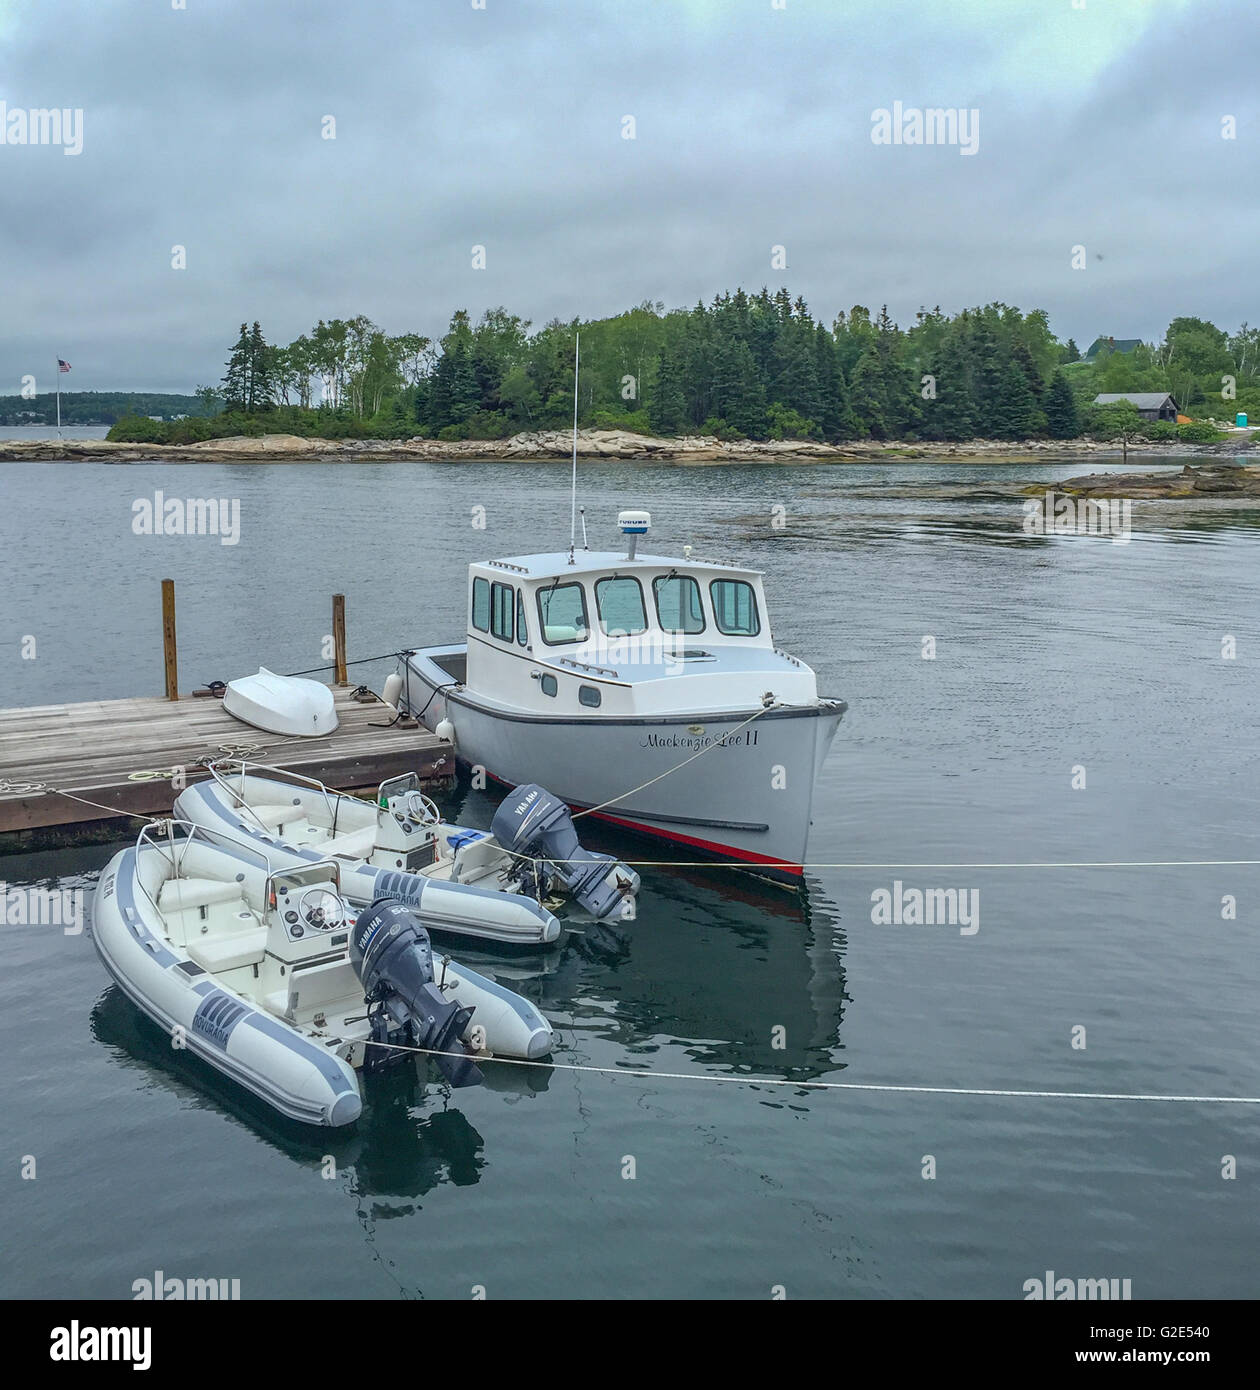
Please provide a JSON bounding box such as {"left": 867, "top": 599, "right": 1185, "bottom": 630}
{"left": 297, "top": 886, "right": 348, "bottom": 932}
{"left": 403, "top": 790, "right": 442, "bottom": 826}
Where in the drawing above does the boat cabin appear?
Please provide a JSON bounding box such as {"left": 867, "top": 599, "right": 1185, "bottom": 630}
{"left": 461, "top": 513, "right": 821, "bottom": 717}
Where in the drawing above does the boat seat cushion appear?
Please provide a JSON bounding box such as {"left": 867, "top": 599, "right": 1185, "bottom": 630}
{"left": 158, "top": 877, "right": 244, "bottom": 912}
{"left": 265, "top": 959, "right": 360, "bottom": 1020}
{"left": 244, "top": 802, "right": 301, "bottom": 830}
{"left": 186, "top": 920, "right": 268, "bottom": 974}
{"left": 321, "top": 825, "right": 377, "bottom": 860}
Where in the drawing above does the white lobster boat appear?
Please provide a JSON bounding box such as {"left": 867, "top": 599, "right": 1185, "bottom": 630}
{"left": 91, "top": 821, "right": 555, "bottom": 1127}
{"left": 174, "top": 761, "right": 638, "bottom": 941}
{"left": 399, "top": 510, "right": 846, "bottom": 883}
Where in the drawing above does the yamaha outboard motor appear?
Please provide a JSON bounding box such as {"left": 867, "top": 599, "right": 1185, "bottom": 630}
{"left": 491, "top": 785, "right": 640, "bottom": 921}
{"left": 351, "top": 898, "right": 482, "bottom": 1088}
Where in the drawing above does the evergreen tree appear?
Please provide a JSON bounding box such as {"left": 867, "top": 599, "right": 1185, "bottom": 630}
{"left": 769, "top": 324, "right": 820, "bottom": 423}
{"left": 813, "top": 326, "right": 859, "bottom": 440}
{"left": 648, "top": 346, "right": 687, "bottom": 434}
{"left": 1043, "top": 369, "right": 1081, "bottom": 438}
{"left": 221, "top": 324, "right": 250, "bottom": 413}
{"left": 1062, "top": 337, "right": 1081, "bottom": 364}
{"left": 967, "top": 319, "right": 1006, "bottom": 435}
{"left": 1011, "top": 339, "right": 1044, "bottom": 400}
{"left": 247, "top": 322, "right": 274, "bottom": 411}
{"left": 991, "top": 359, "right": 1036, "bottom": 439}
{"left": 711, "top": 338, "right": 767, "bottom": 437}
{"left": 925, "top": 331, "right": 978, "bottom": 441}
{"left": 849, "top": 308, "right": 918, "bottom": 439}
{"left": 427, "top": 311, "right": 480, "bottom": 429}
{"left": 849, "top": 347, "right": 886, "bottom": 438}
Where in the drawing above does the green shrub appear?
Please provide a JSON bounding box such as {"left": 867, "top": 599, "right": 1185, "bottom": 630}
{"left": 464, "top": 410, "right": 512, "bottom": 439}
{"left": 1177, "top": 420, "right": 1223, "bottom": 442}
{"left": 106, "top": 414, "right": 167, "bottom": 443}
{"left": 766, "top": 403, "right": 819, "bottom": 441}
{"left": 591, "top": 408, "right": 654, "bottom": 435}
{"left": 698, "top": 416, "right": 745, "bottom": 442}
{"left": 1141, "top": 420, "right": 1178, "bottom": 441}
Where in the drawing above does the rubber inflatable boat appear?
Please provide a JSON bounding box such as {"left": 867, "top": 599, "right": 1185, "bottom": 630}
{"left": 223, "top": 668, "right": 338, "bottom": 737}
{"left": 174, "top": 761, "right": 639, "bottom": 938}
{"left": 91, "top": 820, "right": 555, "bottom": 1127}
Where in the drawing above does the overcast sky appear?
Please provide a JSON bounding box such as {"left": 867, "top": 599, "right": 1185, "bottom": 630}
{"left": 0, "top": 0, "right": 1255, "bottom": 393}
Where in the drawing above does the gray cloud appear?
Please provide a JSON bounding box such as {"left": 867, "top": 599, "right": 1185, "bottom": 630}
{"left": 0, "top": 0, "right": 1255, "bottom": 393}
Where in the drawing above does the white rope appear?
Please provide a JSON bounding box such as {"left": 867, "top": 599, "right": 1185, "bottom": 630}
{"left": 590, "top": 857, "right": 1260, "bottom": 870}
{"left": 361, "top": 1040, "right": 1260, "bottom": 1106}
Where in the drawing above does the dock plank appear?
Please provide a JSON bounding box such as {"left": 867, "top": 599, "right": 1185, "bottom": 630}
{"left": 0, "top": 686, "right": 453, "bottom": 848}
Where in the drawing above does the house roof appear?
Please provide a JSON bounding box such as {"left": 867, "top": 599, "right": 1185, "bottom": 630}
{"left": 1085, "top": 337, "right": 1142, "bottom": 359}
{"left": 1093, "top": 393, "right": 1177, "bottom": 409}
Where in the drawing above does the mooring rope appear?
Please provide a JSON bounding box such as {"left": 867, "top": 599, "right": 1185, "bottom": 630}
{"left": 359, "top": 1039, "right": 1260, "bottom": 1107}
{"left": 283, "top": 650, "right": 405, "bottom": 678}
{"left": 1, "top": 772, "right": 1255, "bottom": 873}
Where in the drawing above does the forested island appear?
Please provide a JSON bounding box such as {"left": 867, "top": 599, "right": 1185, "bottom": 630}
{"left": 68, "top": 289, "right": 1260, "bottom": 450}
{"left": 0, "top": 390, "right": 208, "bottom": 427}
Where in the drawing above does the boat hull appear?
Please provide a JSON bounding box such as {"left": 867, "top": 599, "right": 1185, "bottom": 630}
{"left": 92, "top": 848, "right": 363, "bottom": 1127}
{"left": 91, "top": 838, "right": 555, "bottom": 1128}
{"left": 174, "top": 779, "right": 561, "bottom": 945}
{"left": 404, "top": 648, "right": 844, "bottom": 881}
{"left": 223, "top": 668, "right": 338, "bottom": 738}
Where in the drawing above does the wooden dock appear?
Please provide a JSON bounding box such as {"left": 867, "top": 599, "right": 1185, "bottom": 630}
{"left": 0, "top": 684, "right": 452, "bottom": 852}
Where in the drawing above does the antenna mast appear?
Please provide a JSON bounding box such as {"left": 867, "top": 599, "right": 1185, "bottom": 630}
{"left": 569, "top": 331, "right": 580, "bottom": 564}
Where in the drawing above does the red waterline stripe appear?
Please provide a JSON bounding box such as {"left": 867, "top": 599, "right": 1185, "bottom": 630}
{"left": 587, "top": 809, "right": 805, "bottom": 877}
{"left": 481, "top": 768, "right": 804, "bottom": 876}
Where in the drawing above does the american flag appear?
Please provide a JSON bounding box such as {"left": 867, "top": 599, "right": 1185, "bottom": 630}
{"left": 58, "top": 359, "right": 71, "bottom": 372}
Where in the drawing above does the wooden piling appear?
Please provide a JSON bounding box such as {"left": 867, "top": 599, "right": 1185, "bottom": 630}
{"left": 332, "top": 594, "right": 348, "bottom": 686}
{"left": 161, "top": 579, "right": 178, "bottom": 701}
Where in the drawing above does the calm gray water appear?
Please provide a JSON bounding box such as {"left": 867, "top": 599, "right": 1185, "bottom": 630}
{"left": 2, "top": 455, "right": 1258, "bottom": 1300}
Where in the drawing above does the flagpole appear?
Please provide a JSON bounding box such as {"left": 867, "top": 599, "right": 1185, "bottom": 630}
{"left": 568, "top": 331, "right": 579, "bottom": 564}
{"left": 56, "top": 359, "right": 61, "bottom": 440}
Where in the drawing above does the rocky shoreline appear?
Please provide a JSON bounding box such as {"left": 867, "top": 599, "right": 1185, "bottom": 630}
{"left": 1041, "top": 462, "right": 1260, "bottom": 499}
{"left": 2, "top": 425, "right": 1255, "bottom": 466}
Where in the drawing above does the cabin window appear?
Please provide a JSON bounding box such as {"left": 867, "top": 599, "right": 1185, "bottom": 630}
{"left": 537, "top": 582, "right": 589, "bottom": 645}
{"left": 579, "top": 685, "right": 602, "bottom": 708}
{"left": 710, "top": 579, "right": 761, "bottom": 636}
{"left": 516, "top": 590, "right": 529, "bottom": 646}
{"left": 491, "top": 582, "right": 515, "bottom": 643}
{"left": 539, "top": 673, "right": 557, "bottom": 697}
{"left": 595, "top": 576, "right": 647, "bottom": 636}
{"left": 471, "top": 577, "right": 490, "bottom": 632}
{"left": 653, "top": 574, "right": 706, "bottom": 634}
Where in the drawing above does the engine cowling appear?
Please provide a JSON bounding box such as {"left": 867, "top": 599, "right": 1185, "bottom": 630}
{"left": 351, "top": 898, "right": 482, "bottom": 1088}
{"left": 491, "top": 785, "right": 639, "bottom": 920}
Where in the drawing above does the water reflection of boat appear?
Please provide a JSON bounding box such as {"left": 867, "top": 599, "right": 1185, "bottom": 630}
{"left": 89, "top": 982, "right": 545, "bottom": 1206}
{"left": 418, "top": 777, "right": 850, "bottom": 1080}
{"left": 535, "top": 870, "right": 848, "bottom": 1081}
